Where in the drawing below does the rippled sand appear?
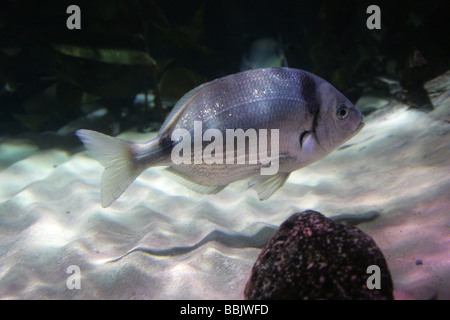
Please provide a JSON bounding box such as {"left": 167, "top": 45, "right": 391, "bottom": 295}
{"left": 0, "top": 72, "right": 449, "bottom": 299}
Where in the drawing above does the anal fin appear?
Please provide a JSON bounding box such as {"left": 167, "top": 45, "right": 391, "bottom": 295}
{"left": 162, "top": 167, "right": 227, "bottom": 195}
{"left": 248, "top": 172, "right": 290, "bottom": 200}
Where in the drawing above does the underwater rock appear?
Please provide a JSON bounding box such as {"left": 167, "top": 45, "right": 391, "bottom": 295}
{"left": 244, "top": 210, "right": 393, "bottom": 300}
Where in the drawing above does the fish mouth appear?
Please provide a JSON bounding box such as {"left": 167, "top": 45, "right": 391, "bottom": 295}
{"left": 353, "top": 118, "right": 365, "bottom": 133}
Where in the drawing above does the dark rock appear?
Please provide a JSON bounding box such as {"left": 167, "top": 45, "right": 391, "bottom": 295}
{"left": 244, "top": 210, "right": 393, "bottom": 300}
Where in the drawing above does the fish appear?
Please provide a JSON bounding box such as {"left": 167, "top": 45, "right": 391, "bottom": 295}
{"left": 240, "top": 37, "right": 288, "bottom": 71}
{"left": 76, "top": 67, "right": 364, "bottom": 207}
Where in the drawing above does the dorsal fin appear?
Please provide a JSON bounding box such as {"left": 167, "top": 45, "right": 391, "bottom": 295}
{"left": 158, "top": 82, "right": 209, "bottom": 137}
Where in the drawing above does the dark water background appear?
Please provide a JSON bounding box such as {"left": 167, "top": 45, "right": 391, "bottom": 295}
{"left": 0, "top": 0, "right": 448, "bottom": 137}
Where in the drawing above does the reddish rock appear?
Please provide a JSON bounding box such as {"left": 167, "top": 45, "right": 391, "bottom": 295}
{"left": 245, "top": 210, "right": 393, "bottom": 300}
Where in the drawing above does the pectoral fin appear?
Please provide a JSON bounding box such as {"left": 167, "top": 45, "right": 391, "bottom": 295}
{"left": 248, "top": 172, "right": 290, "bottom": 200}
{"left": 299, "top": 131, "right": 317, "bottom": 162}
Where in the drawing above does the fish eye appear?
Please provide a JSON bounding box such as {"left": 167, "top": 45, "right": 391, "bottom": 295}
{"left": 336, "top": 104, "right": 349, "bottom": 119}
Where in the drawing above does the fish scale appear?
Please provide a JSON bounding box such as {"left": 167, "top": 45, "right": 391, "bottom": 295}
{"left": 162, "top": 68, "right": 311, "bottom": 134}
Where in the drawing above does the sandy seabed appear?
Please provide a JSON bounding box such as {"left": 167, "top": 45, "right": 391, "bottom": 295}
{"left": 0, "top": 71, "right": 449, "bottom": 300}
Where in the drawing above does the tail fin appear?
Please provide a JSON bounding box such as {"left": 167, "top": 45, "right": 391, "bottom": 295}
{"left": 76, "top": 129, "right": 142, "bottom": 207}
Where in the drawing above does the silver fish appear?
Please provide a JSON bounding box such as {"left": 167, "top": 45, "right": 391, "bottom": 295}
{"left": 240, "top": 37, "right": 288, "bottom": 71}
{"left": 76, "top": 67, "right": 364, "bottom": 207}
